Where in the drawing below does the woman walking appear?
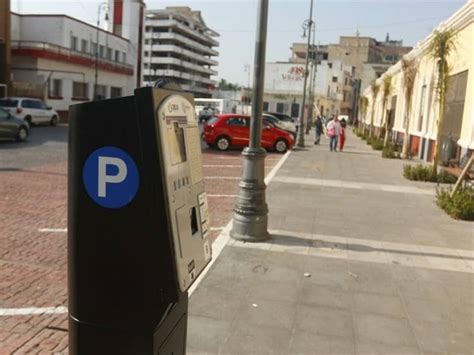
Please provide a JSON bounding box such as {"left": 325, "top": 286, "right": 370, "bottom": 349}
{"left": 339, "top": 118, "right": 347, "bottom": 152}
{"left": 326, "top": 116, "right": 341, "bottom": 152}
{"left": 314, "top": 115, "right": 323, "bottom": 145}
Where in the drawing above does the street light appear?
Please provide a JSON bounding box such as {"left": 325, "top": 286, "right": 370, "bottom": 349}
{"left": 230, "top": 0, "right": 270, "bottom": 242}
{"left": 94, "top": 2, "right": 109, "bottom": 100}
{"left": 296, "top": 0, "right": 314, "bottom": 148}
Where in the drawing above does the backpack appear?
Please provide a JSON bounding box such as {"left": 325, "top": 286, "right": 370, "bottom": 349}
{"left": 327, "top": 126, "right": 335, "bottom": 137}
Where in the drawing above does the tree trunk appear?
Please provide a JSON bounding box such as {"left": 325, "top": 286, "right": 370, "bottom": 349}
{"left": 432, "top": 61, "right": 445, "bottom": 176}
{"left": 383, "top": 109, "right": 390, "bottom": 147}
{"left": 401, "top": 111, "right": 410, "bottom": 159}
{"left": 369, "top": 107, "right": 375, "bottom": 138}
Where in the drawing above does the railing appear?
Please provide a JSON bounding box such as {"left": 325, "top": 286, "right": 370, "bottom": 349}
{"left": 12, "top": 41, "right": 134, "bottom": 72}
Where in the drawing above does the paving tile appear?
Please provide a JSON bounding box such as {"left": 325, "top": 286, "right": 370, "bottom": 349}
{"left": 290, "top": 330, "right": 355, "bottom": 354}
{"left": 298, "top": 283, "right": 352, "bottom": 310}
{"left": 354, "top": 313, "right": 418, "bottom": 347}
{"left": 352, "top": 292, "right": 407, "bottom": 318}
{"left": 355, "top": 340, "right": 420, "bottom": 355}
{"left": 247, "top": 279, "right": 303, "bottom": 304}
{"left": 187, "top": 315, "right": 232, "bottom": 353}
{"left": 294, "top": 304, "right": 354, "bottom": 338}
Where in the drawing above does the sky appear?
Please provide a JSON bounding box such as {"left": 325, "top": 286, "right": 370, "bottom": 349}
{"left": 12, "top": 0, "right": 465, "bottom": 86}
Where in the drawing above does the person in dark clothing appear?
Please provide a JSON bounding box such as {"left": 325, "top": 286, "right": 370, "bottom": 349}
{"left": 314, "top": 115, "right": 323, "bottom": 145}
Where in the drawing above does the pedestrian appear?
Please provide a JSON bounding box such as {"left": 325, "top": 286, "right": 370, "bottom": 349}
{"left": 339, "top": 118, "right": 347, "bottom": 152}
{"left": 314, "top": 115, "right": 323, "bottom": 145}
{"left": 326, "top": 116, "right": 341, "bottom": 152}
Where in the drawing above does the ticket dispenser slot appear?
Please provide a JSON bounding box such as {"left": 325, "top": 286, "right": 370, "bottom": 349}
{"left": 68, "top": 85, "right": 211, "bottom": 355}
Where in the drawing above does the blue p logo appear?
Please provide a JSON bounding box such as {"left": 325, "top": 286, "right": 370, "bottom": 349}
{"left": 83, "top": 147, "right": 139, "bottom": 209}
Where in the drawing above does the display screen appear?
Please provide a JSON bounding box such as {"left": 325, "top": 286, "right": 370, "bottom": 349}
{"left": 167, "top": 122, "right": 187, "bottom": 165}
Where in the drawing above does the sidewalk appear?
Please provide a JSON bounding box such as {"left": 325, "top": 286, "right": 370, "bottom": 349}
{"left": 187, "top": 130, "right": 474, "bottom": 354}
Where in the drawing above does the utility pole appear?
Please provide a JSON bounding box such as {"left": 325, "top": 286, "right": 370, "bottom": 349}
{"left": 230, "top": 0, "right": 270, "bottom": 242}
{"left": 296, "top": 0, "right": 314, "bottom": 148}
{"left": 306, "top": 25, "right": 317, "bottom": 134}
{"left": 94, "top": 2, "right": 108, "bottom": 100}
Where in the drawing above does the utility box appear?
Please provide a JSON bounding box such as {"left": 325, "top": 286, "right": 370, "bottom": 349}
{"left": 68, "top": 86, "right": 211, "bottom": 354}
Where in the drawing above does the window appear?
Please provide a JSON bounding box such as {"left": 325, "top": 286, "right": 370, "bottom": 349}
{"left": 49, "top": 79, "right": 62, "bottom": 98}
{"left": 71, "top": 36, "right": 78, "bottom": 51}
{"left": 0, "top": 108, "right": 9, "bottom": 119}
{"left": 115, "top": 50, "right": 120, "bottom": 62}
{"left": 276, "top": 102, "right": 284, "bottom": 113}
{"left": 95, "top": 85, "right": 107, "bottom": 100}
{"left": 107, "top": 47, "right": 112, "bottom": 60}
{"left": 91, "top": 42, "right": 98, "bottom": 55}
{"left": 73, "top": 82, "right": 88, "bottom": 99}
{"left": 417, "top": 85, "right": 427, "bottom": 131}
{"left": 99, "top": 45, "right": 105, "bottom": 58}
{"left": 81, "top": 39, "right": 88, "bottom": 53}
{"left": 291, "top": 103, "right": 300, "bottom": 118}
{"left": 227, "top": 117, "right": 246, "bottom": 126}
{"left": 110, "top": 87, "right": 122, "bottom": 98}
{"left": 0, "top": 99, "right": 18, "bottom": 108}
{"left": 345, "top": 78, "right": 348, "bottom": 85}
{"left": 332, "top": 76, "right": 338, "bottom": 83}
{"left": 263, "top": 101, "right": 269, "bottom": 112}
{"left": 122, "top": 52, "right": 127, "bottom": 63}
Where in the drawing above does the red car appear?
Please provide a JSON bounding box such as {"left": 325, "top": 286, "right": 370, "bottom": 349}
{"left": 202, "top": 114, "right": 294, "bottom": 153}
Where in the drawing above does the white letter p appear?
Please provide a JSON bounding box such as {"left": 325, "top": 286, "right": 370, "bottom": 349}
{"left": 98, "top": 156, "right": 127, "bottom": 197}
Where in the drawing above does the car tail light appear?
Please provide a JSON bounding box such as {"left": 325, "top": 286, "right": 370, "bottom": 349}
{"left": 16, "top": 108, "right": 22, "bottom": 114}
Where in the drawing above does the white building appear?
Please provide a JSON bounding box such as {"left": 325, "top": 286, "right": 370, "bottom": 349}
{"left": 143, "top": 7, "right": 219, "bottom": 98}
{"left": 11, "top": 13, "right": 137, "bottom": 118}
{"left": 263, "top": 60, "right": 354, "bottom": 119}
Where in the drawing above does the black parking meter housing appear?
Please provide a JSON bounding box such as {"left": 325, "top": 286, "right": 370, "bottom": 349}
{"left": 68, "top": 86, "right": 211, "bottom": 354}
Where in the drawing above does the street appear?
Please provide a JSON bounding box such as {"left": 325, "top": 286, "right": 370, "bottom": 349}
{"left": 0, "top": 125, "right": 282, "bottom": 353}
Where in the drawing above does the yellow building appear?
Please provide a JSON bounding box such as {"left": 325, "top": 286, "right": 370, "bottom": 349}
{"left": 361, "top": 0, "right": 473, "bottom": 162}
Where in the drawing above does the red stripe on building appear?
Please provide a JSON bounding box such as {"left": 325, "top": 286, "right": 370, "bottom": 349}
{"left": 114, "top": 0, "right": 123, "bottom": 25}
{"left": 12, "top": 48, "right": 133, "bottom": 76}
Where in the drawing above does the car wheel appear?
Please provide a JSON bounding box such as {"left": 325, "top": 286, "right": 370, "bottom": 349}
{"left": 216, "top": 136, "right": 230, "bottom": 151}
{"left": 24, "top": 116, "right": 32, "bottom": 126}
{"left": 16, "top": 126, "right": 28, "bottom": 142}
{"left": 50, "top": 115, "right": 58, "bottom": 126}
{"left": 274, "top": 138, "right": 288, "bottom": 153}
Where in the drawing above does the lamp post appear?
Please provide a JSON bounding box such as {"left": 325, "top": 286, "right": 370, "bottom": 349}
{"left": 296, "top": 0, "right": 314, "bottom": 148}
{"left": 230, "top": 0, "right": 270, "bottom": 242}
{"left": 94, "top": 2, "right": 109, "bottom": 100}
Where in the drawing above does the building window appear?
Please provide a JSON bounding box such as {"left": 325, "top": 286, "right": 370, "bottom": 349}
{"left": 276, "top": 102, "right": 284, "bottom": 113}
{"left": 332, "top": 76, "right": 338, "bottom": 83}
{"left": 345, "top": 78, "right": 348, "bottom": 85}
{"left": 107, "top": 47, "right": 112, "bottom": 60}
{"left": 263, "top": 101, "right": 269, "bottom": 112}
{"left": 115, "top": 50, "right": 120, "bottom": 62}
{"left": 122, "top": 52, "right": 127, "bottom": 63}
{"left": 291, "top": 103, "right": 300, "bottom": 118}
{"left": 49, "top": 79, "right": 62, "bottom": 98}
{"left": 71, "top": 36, "right": 78, "bottom": 51}
{"left": 72, "top": 82, "right": 88, "bottom": 99}
{"left": 417, "top": 84, "right": 427, "bottom": 131}
{"left": 81, "top": 39, "right": 88, "bottom": 53}
{"left": 110, "top": 87, "right": 122, "bottom": 98}
{"left": 91, "top": 42, "right": 98, "bottom": 55}
{"left": 96, "top": 85, "right": 107, "bottom": 100}
{"left": 99, "top": 45, "right": 105, "bottom": 58}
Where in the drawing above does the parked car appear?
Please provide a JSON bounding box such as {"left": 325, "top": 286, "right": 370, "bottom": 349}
{"left": 202, "top": 114, "right": 294, "bottom": 153}
{"left": 0, "top": 107, "right": 29, "bottom": 142}
{"left": 265, "top": 112, "right": 295, "bottom": 123}
{"left": 0, "top": 97, "right": 59, "bottom": 126}
{"left": 198, "top": 106, "right": 219, "bottom": 123}
{"left": 263, "top": 113, "right": 297, "bottom": 139}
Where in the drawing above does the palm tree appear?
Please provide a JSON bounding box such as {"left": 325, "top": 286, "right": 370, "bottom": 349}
{"left": 359, "top": 96, "right": 369, "bottom": 129}
{"left": 368, "top": 81, "right": 379, "bottom": 138}
{"left": 381, "top": 75, "right": 392, "bottom": 146}
{"left": 400, "top": 57, "right": 418, "bottom": 159}
{"left": 430, "top": 29, "right": 458, "bottom": 174}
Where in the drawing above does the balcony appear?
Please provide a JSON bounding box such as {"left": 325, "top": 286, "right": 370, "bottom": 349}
{"left": 146, "top": 18, "right": 219, "bottom": 47}
{"left": 145, "top": 56, "right": 217, "bottom": 76}
{"left": 145, "top": 32, "right": 218, "bottom": 56}
{"left": 11, "top": 41, "right": 134, "bottom": 76}
{"left": 144, "top": 68, "right": 216, "bottom": 86}
{"left": 152, "top": 44, "right": 218, "bottom": 66}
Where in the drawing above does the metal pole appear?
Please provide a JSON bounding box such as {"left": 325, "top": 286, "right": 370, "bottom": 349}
{"left": 306, "top": 26, "right": 317, "bottom": 134}
{"left": 296, "top": 0, "right": 314, "bottom": 147}
{"left": 230, "top": 0, "right": 269, "bottom": 242}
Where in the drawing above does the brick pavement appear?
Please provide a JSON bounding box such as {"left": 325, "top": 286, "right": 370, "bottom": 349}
{"left": 0, "top": 142, "right": 281, "bottom": 353}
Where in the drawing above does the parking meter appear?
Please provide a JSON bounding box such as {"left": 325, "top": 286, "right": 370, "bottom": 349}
{"left": 68, "top": 85, "right": 211, "bottom": 354}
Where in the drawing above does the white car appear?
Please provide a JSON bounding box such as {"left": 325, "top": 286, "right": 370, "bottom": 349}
{"left": 0, "top": 97, "right": 59, "bottom": 126}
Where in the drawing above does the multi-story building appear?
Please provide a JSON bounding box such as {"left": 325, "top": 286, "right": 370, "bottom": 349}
{"left": 143, "top": 6, "right": 219, "bottom": 98}
{"left": 10, "top": 13, "right": 137, "bottom": 118}
{"left": 361, "top": 0, "right": 473, "bottom": 163}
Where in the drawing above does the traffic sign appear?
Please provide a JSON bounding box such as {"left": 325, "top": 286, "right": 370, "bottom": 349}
{"left": 82, "top": 146, "right": 139, "bottom": 208}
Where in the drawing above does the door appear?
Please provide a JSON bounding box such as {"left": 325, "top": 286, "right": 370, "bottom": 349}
{"left": 22, "top": 100, "right": 40, "bottom": 123}
{"left": 0, "top": 109, "right": 16, "bottom": 139}
{"left": 226, "top": 116, "right": 248, "bottom": 146}
{"left": 261, "top": 123, "right": 274, "bottom": 149}
{"left": 37, "top": 100, "right": 52, "bottom": 123}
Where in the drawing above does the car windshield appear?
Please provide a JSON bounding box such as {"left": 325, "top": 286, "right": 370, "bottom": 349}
{"left": 0, "top": 99, "right": 18, "bottom": 107}
{"left": 207, "top": 116, "right": 218, "bottom": 124}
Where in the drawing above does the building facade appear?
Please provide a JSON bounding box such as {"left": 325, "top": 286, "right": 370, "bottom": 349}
{"left": 143, "top": 7, "right": 219, "bottom": 98}
{"left": 10, "top": 13, "right": 136, "bottom": 118}
{"left": 361, "top": 0, "right": 473, "bottom": 162}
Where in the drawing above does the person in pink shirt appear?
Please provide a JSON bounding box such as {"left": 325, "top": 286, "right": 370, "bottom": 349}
{"left": 326, "top": 116, "right": 342, "bottom": 152}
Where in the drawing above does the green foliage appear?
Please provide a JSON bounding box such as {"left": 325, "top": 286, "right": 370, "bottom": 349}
{"left": 403, "top": 164, "right": 456, "bottom": 183}
{"left": 217, "top": 79, "right": 241, "bottom": 91}
{"left": 436, "top": 187, "right": 474, "bottom": 221}
{"left": 371, "top": 139, "right": 384, "bottom": 150}
{"left": 382, "top": 143, "right": 400, "bottom": 159}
